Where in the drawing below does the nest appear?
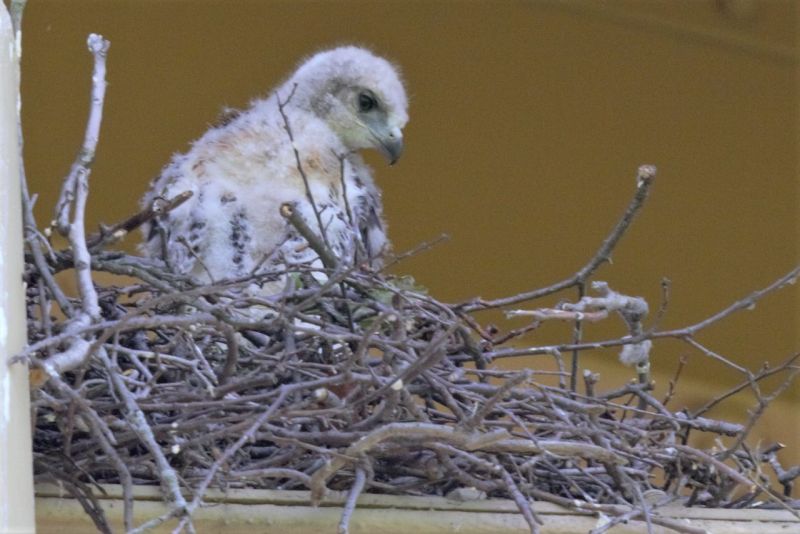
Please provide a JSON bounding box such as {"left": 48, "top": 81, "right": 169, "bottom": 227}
{"left": 18, "top": 33, "right": 800, "bottom": 534}
{"left": 23, "top": 162, "right": 800, "bottom": 534}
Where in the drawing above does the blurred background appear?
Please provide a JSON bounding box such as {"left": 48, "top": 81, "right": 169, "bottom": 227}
{"left": 18, "top": 1, "right": 799, "bottom": 463}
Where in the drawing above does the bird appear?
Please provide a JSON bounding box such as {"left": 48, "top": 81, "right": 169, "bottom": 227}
{"left": 139, "top": 46, "right": 408, "bottom": 286}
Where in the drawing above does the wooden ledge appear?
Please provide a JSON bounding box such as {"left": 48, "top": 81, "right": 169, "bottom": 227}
{"left": 36, "top": 484, "right": 799, "bottom": 533}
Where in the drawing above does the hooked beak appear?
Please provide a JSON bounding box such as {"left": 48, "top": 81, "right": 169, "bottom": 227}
{"left": 381, "top": 137, "right": 404, "bottom": 165}
{"left": 373, "top": 126, "right": 404, "bottom": 165}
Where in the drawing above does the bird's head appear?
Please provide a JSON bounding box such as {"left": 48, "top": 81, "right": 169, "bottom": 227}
{"left": 287, "top": 46, "right": 408, "bottom": 165}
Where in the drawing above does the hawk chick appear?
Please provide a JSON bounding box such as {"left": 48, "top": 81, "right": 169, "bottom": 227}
{"left": 140, "top": 47, "right": 408, "bottom": 283}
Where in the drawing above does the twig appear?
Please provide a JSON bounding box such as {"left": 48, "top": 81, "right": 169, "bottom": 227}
{"left": 338, "top": 466, "right": 367, "bottom": 534}
{"left": 462, "top": 370, "right": 530, "bottom": 431}
{"left": 21, "top": 177, "right": 73, "bottom": 314}
{"left": 98, "top": 346, "right": 191, "bottom": 528}
{"left": 460, "top": 165, "right": 656, "bottom": 311}
{"left": 87, "top": 190, "right": 193, "bottom": 251}
{"left": 173, "top": 385, "right": 294, "bottom": 532}
{"left": 653, "top": 265, "right": 800, "bottom": 338}
{"left": 54, "top": 33, "right": 110, "bottom": 235}
{"left": 497, "top": 457, "right": 542, "bottom": 534}
{"left": 719, "top": 368, "right": 800, "bottom": 462}
{"left": 662, "top": 355, "right": 687, "bottom": 407}
{"left": 280, "top": 202, "right": 337, "bottom": 269}
{"left": 691, "top": 352, "right": 800, "bottom": 417}
{"left": 381, "top": 233, "right": 450, "bottom": 270}
{"left": 277, "top": 84, "right": 332, "bottom": 251}
{"left": 571, "top": 281, "right": 586, "bottom": 392}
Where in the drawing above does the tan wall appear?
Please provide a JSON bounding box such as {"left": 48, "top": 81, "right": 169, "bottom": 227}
{"left": 20, "top": 1, "right": 799, "bottom": 461}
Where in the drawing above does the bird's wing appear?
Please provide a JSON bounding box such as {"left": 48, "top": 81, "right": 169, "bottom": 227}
{"left": 139, "top": 154, "right": 202, "bottom": 275}
{"left": 343, "top": 156, "right": 389, "bottom": 267}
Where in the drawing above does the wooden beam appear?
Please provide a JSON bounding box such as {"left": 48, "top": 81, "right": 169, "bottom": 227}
{"left": 36, "top": 485, "right": 799, "bottom": 534}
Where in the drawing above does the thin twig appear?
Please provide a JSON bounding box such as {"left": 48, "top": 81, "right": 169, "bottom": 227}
{"left": 338, "top": 466, "right": 367, "bottom": 534}
{"left": 54, "top": 33, "right": 110, "bottom": 235}
{"left": 460, "top": 165, "right": 656, "bottom": 311}
{"left": 280, "top": 202, "right": 337, "bottom": 269}
{"left": 277, "top": 84, "right": 332, "bottom": 251}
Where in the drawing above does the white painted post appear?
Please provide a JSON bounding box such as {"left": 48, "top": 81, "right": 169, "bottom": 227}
{"left": 0, "top": 3, "right": 35, "bottom": 533}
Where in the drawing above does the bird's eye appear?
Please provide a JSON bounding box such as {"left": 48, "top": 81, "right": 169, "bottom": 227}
{"left": 358, "top": 92, "right": 377, "bottom": 112}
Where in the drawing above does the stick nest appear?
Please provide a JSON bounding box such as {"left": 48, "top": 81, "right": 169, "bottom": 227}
{"left": 24, "top": 185, "right": 800, "bottom": 534}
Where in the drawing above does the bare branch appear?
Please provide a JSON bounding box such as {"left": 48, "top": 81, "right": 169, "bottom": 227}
{"left": 338, "top": 466, "right": 367, "bottom": 534}
{"left": 54, "top": 33, "right": 110, "bottom": 236}
{"left": 460, "top": 165, "right": 657, "bottom": 311}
